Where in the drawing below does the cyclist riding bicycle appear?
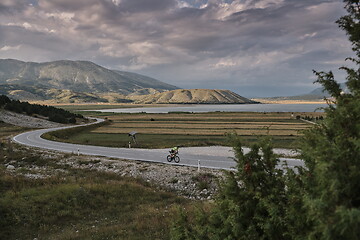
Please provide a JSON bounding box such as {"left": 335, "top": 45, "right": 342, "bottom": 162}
{"left": 170, "top": 146, "right": 179, "bottom": 156}
{"left": 167, "top": 146, "right": 181, "bottom": 163}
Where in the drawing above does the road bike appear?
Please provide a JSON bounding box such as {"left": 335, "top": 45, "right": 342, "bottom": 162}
{"left": 167, "top": 152, "right": 180, "bottom": 163}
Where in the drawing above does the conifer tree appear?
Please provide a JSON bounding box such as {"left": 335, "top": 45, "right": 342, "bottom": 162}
{"left": 171, "top": 136, "right": 291, "bottom": 239}
{"left": 171, "top": 1, "right": 359, "bottom": 239}
{"left": 301, "top": 0, "right": 360, "bottom": 238}
{"left": 209, "top": 136, "right": 288, "bottom": 240}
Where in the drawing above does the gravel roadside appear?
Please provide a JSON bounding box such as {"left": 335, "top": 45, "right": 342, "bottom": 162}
{"left": 4, "top": 145, "right": 225, "bottom": 200}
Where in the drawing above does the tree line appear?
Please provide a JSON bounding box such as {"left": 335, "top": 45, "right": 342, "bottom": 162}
{"left": 0, "top": 95, "right": 83, "bottom": 124}
{"left": 171, "top": 1, "right": 360, "bottom": 239}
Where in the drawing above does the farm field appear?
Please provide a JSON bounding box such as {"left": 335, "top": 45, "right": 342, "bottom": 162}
{"left": 55, "top": 111, "right": 325, "bottom": 149}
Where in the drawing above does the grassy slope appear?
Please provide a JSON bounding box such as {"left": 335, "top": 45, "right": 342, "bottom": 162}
{"left": 0, "top": 170, "right": 188, "bottom": 240}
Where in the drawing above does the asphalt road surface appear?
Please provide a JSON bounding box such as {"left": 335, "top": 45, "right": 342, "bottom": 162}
{"left": 13, "top": 119, "right": 304, "bottom": 171}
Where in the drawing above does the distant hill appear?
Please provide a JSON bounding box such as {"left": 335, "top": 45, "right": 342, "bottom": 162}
{"left": 0, "top": 84, "right": 254, "bottom": 104}
{"left": 0, "top": 59, "right": 178, "bottom": 97}
{"left": 307, "top": 83, "right": 348, "bottom": 96}
{"left": 131, "top": 89, "right": 257, "bottom": 104}
{"left": 263, "top": 83, "right": 348, "bottom": 101}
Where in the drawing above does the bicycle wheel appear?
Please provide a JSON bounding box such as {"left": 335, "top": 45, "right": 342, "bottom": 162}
{"left": 167, "top": 155, "right": 172, "bottom": 162}
{"left": 174, "top": 156, "right": 180, "bottom": 163}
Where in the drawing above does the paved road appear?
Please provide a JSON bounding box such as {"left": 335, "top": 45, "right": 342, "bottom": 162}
{"left": 12, "top": 119, "right": 304, "bottom": 171}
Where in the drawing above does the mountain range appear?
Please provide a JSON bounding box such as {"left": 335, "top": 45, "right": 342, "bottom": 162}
{"left": 0, "top": 59, "right": 178, "bottom": 94}
{"left": 265, "top": 83, "right": 348, "bottom": 101}
{"left": 0, "top": 59, "right": 254, "bottom": 104}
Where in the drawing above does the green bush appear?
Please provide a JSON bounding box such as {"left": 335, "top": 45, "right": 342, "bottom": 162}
{"left": 48, "top": 113, "right": 68, "bottom": 124}
{"left": 0, "top": 95, "right": 11, "bottom": 107}
{"left": 192, "top": 173, "right": 214, "bottom": 190}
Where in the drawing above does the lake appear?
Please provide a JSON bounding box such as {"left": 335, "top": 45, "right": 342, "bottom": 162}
{"left": 95, "top": 103, "right": 327, "bottom": 113}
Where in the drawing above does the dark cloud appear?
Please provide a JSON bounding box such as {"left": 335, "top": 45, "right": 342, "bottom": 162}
{"left": 0, "top": 0, "right": 29, "bottom": 14}
{"left": 118, "top": 0, "right": 177, "bottom": 13}
{"left": 0, "top": 0, "right": 352, "bottom": 96}
{"left": 38, "top": 0, "right": 98, "bottom": 11}
{"left": 0, "top": 25, "right": 83, "bottom": 58}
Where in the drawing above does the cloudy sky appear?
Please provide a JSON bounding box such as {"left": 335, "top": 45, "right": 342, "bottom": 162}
{"left": 0, "top": 0, "right": 353, "bottom": 97}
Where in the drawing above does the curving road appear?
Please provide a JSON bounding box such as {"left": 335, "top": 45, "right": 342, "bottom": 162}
{"left": 12, "top": 118, "right": 304, "bottom": 171}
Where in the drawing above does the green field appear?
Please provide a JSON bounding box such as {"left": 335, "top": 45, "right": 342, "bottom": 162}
{"left": 48, "top": 111, "right": 324, "bottom": 149}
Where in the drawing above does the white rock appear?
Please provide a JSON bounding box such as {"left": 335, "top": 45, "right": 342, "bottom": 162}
{"left": 6, "top": 164, "right": 15, "bottom": 170}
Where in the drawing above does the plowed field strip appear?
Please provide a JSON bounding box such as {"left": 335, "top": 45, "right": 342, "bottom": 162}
{"left": 91, "top": 128, "right": 302, "bottom": 136}
{"left": 111, "top": 117, "right": 298, "bottom": 121}
{"left": 114, "top": 121, "right": 308, "bottom": 125}
{"left": 108, "top": 114, "right": 304, "bottom": 121}
{"left": 95, "top": 124, "right": 309, "bottom": 130}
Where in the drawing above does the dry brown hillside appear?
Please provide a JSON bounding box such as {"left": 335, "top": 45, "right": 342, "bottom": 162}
{"left": 131, "top": 89, "right": 256, "bottom": 104}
